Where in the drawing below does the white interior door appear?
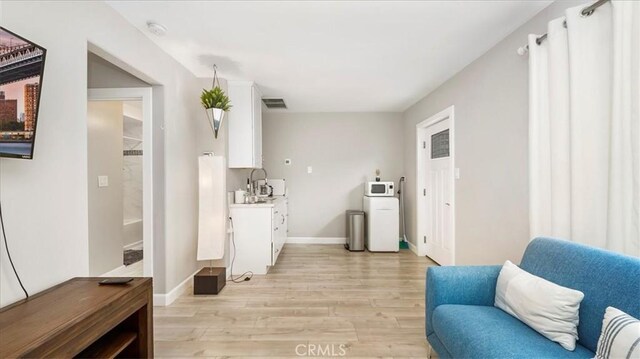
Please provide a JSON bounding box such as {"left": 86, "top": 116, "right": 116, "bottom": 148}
{"left": 423, "top": 117, "right": 454, "bottom": 265}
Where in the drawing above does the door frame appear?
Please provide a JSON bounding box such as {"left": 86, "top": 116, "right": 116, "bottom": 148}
{"left": 88, "top": 87, "right": 154, "bottom": 277}
{"left": 415, "top": 105, "right": 455, "bottom": 263}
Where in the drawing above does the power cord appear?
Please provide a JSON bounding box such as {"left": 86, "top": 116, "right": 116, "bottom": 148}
{"left": 0, "top": 201, "right": 29, "bottom": 298}
{"left": 228, "top": 216, "right": 253, "bottom": 283}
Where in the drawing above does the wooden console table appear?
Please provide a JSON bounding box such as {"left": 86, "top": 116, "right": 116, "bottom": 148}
{"left": 0, "top": 277, "right": 153, "bottom": 358}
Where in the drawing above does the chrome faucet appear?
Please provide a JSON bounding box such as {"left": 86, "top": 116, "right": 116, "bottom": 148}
{"left": 249, "top": 168, "right": 268, "bottom": 195}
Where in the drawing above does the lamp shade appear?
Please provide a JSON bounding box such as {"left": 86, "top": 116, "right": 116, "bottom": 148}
{"left": 197, "top": 155, "right": 226, "bottom": 261}
{"left": 206, "top": 107, "right": 225, "bottom": 138}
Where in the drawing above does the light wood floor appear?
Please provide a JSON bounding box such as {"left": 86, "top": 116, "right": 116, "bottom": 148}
{"left": 154, "top": 244, "right": 437, "bottom": 358}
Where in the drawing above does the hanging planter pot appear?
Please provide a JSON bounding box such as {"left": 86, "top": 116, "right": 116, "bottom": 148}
{"left": 204, "top": 103, "right": 226, "bottom": 138}
{"left": 200, "top": 65, "right": 232, "bottom": 139}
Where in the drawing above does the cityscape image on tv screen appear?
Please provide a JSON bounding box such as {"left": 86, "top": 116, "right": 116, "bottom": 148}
{"left": 0, "top": 27, "right": 46, "bottom": 159}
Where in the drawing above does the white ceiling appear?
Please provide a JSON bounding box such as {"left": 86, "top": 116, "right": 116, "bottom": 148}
{"left": 107, "top": 1, "right": 551, "bottom": 112}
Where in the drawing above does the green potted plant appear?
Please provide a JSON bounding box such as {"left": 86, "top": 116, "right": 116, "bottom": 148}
{"left": 201, "top": 66, "right": 232, "bottom": 138}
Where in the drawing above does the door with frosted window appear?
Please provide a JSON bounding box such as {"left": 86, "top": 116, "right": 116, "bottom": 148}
{"left": 424, "top": 119, "right": 454, "bottom": 265}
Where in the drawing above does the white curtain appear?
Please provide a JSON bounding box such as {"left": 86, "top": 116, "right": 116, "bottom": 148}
{"left": 529, "top": 0, "right": 639, "bottom": 256}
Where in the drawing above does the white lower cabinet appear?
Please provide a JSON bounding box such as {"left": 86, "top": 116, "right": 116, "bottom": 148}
{"left": 229, "top": 197, "right": 288, "bottom": 275}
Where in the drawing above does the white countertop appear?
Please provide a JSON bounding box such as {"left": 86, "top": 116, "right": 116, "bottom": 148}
{"left": 229, "top": 196, "right": 287, "bottom": 208}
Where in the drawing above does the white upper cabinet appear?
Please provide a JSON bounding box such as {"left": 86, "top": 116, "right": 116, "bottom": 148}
{"left": 228, "top": 81, "right": 263, "bottom": 168}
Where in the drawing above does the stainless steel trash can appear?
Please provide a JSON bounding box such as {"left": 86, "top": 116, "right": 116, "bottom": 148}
{"left": 345, "top": 210, "right": 365, "bottom": 251}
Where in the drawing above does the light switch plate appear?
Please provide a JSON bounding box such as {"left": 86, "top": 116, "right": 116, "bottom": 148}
{"left": 98, "top": 175, "right": 109, "bottom": 187}
{"left": 455, "top": 168, "right": 460, "bottom": 180}
{"left": 307, "top": 166, "right": 313, "bottom": 174}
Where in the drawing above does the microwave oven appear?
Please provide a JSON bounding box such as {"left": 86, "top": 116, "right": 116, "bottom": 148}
{"left": 364, "top": 181, "right": 394, "bottom": 197}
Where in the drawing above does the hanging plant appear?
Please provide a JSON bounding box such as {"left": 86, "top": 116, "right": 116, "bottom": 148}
{"left": 201, "top": 65, "right": 232, "bottom": 138}
{"left": 201, "top": 87, "right": 231, "bottom": 112}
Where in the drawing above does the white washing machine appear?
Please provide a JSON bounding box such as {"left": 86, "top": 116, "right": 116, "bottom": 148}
{"left": 363, "top": 196, "right": 399, "bottom": 252}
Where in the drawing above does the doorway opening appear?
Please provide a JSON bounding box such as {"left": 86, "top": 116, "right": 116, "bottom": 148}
{"left": 87, "top": 88, "right": 153, "bottom": 277}
{"left": 416, "top": 106, "right": 455, "bottom": 265}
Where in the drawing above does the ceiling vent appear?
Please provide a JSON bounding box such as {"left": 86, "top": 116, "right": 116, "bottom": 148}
{"left": 262, "top": 98, "right": 287, "bottom": 109}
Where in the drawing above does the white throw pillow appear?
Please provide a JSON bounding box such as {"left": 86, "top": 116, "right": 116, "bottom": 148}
{"left": 594, "top": 307, "right": 640, "bottom": 359}
{"left": 494, "top": 260, "right": 585, "bottom": 351}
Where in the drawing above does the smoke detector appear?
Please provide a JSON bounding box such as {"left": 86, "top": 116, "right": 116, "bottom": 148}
{"left": 147, "top": 22, "right": 167, "bottom": 36}
{"left": 262, "top": 98, "right": 287, "bottom": 109}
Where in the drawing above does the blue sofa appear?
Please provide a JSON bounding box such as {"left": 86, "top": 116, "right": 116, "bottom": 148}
{"left": 425, "top": 237, "right": 640, "bottom": 359}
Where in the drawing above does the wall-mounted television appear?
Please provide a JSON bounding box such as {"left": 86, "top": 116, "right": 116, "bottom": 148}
{"left": 0, "top": 27, "right": 46, "bottom": 159}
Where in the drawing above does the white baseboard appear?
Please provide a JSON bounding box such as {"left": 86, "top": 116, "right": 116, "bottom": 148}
{"left": 407, "top": 241, "right": 419, "bottom": 256}
{"left": 124, "top": 240, "right": 143, "bottom": 250}
{"left": 287, "top": 237, "right": 346, "bottom": 244}
{"left": 153, "top": 268, "right": 200, "bottom": 307}
{"left": 100, "top": 265, "right": 126, "bottom": 277}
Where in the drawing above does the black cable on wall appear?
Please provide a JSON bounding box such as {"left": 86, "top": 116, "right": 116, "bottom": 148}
{"left": 228, "top": 217, "right": 252, "bottom": 283}
{"left": 0, "top": 201, "right": 29, "bottom": 299}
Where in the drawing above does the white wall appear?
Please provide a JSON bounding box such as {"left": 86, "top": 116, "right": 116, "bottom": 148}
{"left": 88, "top": 52, "right": 149, "bottom": 88}
{"left": 402, "top": 0, "right": 584, "bottom": 265}
{"left": 87, "top": 101, "right": 124, "bottom": 275}
{"left": 263, "top": 112, "right": 404, "bottom": 239}
{"left": 0, "top": 0, "right": 209, "bottom": 306}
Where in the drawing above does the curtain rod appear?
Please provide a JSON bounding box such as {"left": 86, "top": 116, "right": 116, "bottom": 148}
{"left": 517, "top": 0, "right": 610, "bottom": 55}
{"left": 581, "top": 0, "right": 609, "bottom": 17}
